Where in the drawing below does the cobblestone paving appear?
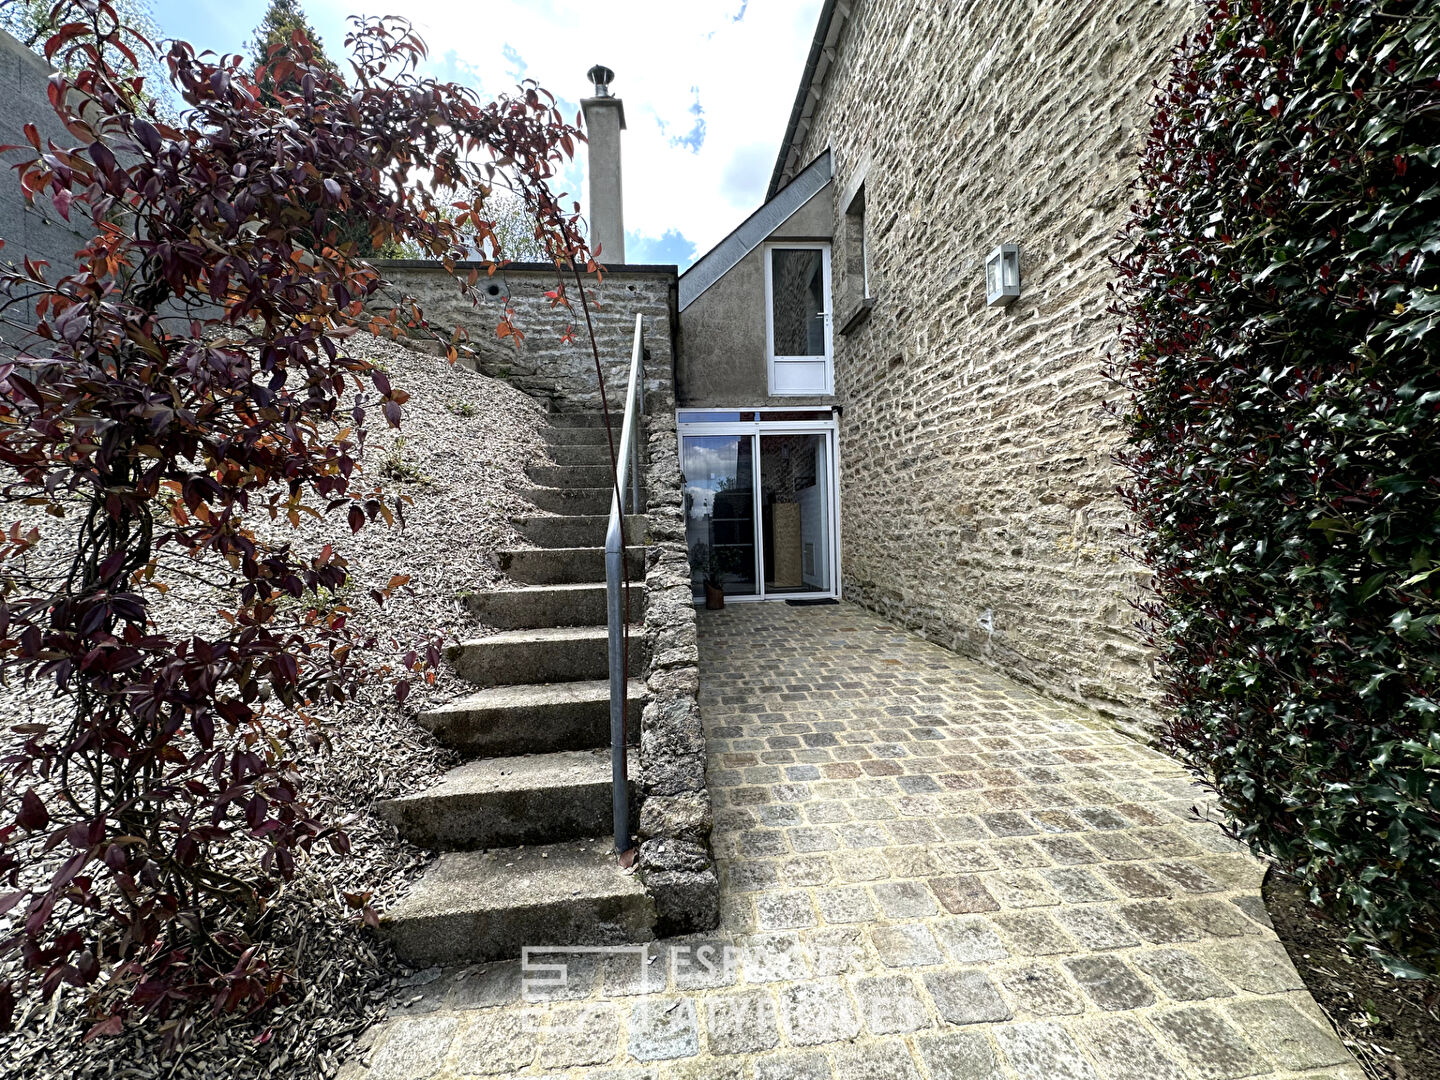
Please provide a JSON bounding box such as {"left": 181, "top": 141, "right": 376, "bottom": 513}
{"left": 345, "top": 603, "right": 1361, "bottom": 1079}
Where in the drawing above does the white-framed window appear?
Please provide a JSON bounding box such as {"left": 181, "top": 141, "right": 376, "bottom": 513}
{"left": 764, "top": 242, "right": 833, "bottom": 396}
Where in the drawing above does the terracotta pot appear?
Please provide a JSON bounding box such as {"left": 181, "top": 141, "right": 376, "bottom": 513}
{"left": 704, "top": 583, "right": 725, "bottom": 610}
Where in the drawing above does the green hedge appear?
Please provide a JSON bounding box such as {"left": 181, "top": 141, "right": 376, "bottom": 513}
{"left": 1115, "top": 0, "right": 1440, "bottom": 975}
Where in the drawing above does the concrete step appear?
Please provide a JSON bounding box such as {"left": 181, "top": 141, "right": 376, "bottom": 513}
{"left": 514, "top": 514, "right": 647, "bottom": 549}
{"left": 499, "top": 545, "right": 644, "bottom": 585}
{"left": 418, "top": 679, "right": 646, "bottom": 756}
{"left": 526, "top": 464, "right": 616, "bottom": 488}
{"left": 548, "top": 443, "right": 620, "bottom": 467}
{"left": 520, "top": 486, "right": 616, "bottom": 516}
{"left": 446, "top": 626, "right": 646, "bottom": 686}
{"left": 461, "top": 582, "right": 642, "bottom": 628}
{"left": 545, "top": 426, "right": 614, "bottom": 446}
{"left": 376, "top": 748, "right": 636, "bottom": 849}
{"left": 546, "top": 413, "right": 612, "bottom": 428}
{"left": 380, "top": 841, "right": 655, "bottom": 966}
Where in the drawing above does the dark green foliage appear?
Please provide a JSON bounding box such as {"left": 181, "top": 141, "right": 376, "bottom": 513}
{"left": 1115, "top": 0, "right": 1440, "bottom": 975}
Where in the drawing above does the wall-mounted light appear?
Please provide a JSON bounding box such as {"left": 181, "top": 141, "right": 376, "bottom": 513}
{"left": 985, "top": 243, "right": 1021, "bottom": 307}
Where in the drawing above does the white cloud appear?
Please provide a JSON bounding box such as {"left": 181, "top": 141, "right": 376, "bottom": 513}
{"left": 303, "top": 0, "right": 824, "bottom": 265}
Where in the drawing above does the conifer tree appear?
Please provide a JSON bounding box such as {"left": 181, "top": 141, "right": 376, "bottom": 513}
{"left": 248, "top": 0, "right": 339, "bottom": 96}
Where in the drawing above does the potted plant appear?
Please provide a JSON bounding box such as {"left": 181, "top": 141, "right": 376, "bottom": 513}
{"left": 689, "top": 542, "right": 726, "bottom": 610}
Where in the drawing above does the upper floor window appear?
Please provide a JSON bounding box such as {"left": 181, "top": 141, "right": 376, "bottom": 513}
{"left": 764, "top": 243, "right": 833, "bottom": 396}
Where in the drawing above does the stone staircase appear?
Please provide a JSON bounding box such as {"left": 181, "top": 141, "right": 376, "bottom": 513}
{"left": 377, "top": 411, "right": 658, "bottom": 965}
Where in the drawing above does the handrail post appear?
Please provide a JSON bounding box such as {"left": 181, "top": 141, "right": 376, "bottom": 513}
{"left": 605, "top": 513, "right": 628, "bottom": 854}
{"left": 606, "top": 313, "right": 646, "bottom": 854}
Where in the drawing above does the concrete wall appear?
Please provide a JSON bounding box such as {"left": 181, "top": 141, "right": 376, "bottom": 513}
{"left": 0, "top": 29, "right": 88, "bottom": 329}
{"left": 370, "top": 261, "right": 677, "bottom": 415}
{"left": 676, "top": 185, "right": 833, "bottom": 408}
{"left": 785, "top": 0, "right": 1196, "bottom": 734}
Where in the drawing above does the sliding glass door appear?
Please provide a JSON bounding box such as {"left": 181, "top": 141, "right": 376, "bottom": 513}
{"left": 681, "top": 435, "right": 758, "bottom": 598}
{"left": 759, "top": 433, "right": 832, "bottom": 595}
{"left": 679, "top": 412, "right": 839, "bottom": 602}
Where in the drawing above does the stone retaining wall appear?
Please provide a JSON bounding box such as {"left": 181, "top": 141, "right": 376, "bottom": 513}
{"left": 634, "top": 374, "right": 720, "bottom": 934}
{"left": 368, "top": 260, "right": 677, "bottom": 414}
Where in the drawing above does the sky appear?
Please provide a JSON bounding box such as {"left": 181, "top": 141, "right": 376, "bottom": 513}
{"left": 146, "top": 0, "right": 825, "bottom": 269}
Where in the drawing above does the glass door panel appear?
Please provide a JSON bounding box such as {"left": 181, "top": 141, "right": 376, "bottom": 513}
{"left": 759, "top": 433, "right": 832, "bottom": 594}
{"left": 681, "top": 434, "right": 758, "bottom": 599}
{"left": 766, "top": 245, "right": 833, "bottom": 395}
{"left": 769, "top": 248, "right": 826, "bottom": 356}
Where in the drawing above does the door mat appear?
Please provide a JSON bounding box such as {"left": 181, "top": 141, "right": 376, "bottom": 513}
{"left": 785, "top": 598, "right": 839, "bottom": 606}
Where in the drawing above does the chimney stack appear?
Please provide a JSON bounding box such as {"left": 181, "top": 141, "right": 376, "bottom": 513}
{"left": 581, "top": 64, "right": 626, "bottom": 264}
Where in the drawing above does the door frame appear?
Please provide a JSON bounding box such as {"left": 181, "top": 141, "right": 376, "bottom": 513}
{"left": 763, "top": 241, "right": 834, "bottom": 396}
{"left": 678, "top": 411, "right": 842, "bottom": 603}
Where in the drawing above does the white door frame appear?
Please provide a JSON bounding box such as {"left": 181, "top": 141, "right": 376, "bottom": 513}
{"left": 678, "top": 414, "right": 842, "bottom": 603}
{"left": 763, "top": 242, "right": 834, "bottom": 396}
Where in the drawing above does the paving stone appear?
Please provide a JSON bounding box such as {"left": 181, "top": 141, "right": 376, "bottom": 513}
{"left": 987, "top": 871, "right": 1059, "bottom": 908}
{"left": 1151, "top": 1006, "right": 1264, "bottom": 1079}
{"left": 743, "top": 932, "right": 811, "bottom": 982}
{"left": 928, "top": 875, "right": 1000, "bottom": 913}
{"left": 831, "top": 1039, "right": 926, "bottom": 1079}
{"left": 1118, "top": 901, "right": 1201, "bottom": 943}
{"left": 806, "top": 926, "right": 867, "bottom": 976}
{"left": 933, "top": 917, "right": 1010, "bottom": 964}
{"left": 990, "top": 911, "right": 1075, "bottom": 955}
{"left": 450, "top": 1010, "right": 536, "bottom": 1075}
{"left": 1224, "top": 997, "right": 1350, "bottom": 1069}
{"left": 852, "top": 974, "right": 932, "bottom": 1034}
{"left": 1041, "top": 867, "right": 1115, "bottom": 904}
{"left": 1198, "top": 939, "right": 1306, "bottom": 993}
{"left": 914, "top": 1031, "right": 1005, "bottom": 1079}
{"left": 1077, "top": 1016, "right": 1188, "bottom": 1080}
{"left": 791, "top": 826, "right": 841, "bottom": 852}
{"left": 994, "top": 1021, "right": 1101, "bottom": 1080}
{"left": 872, "top": 880, "right": 940, "bottom": 917}
{"left": 1132, "top": 948, "right": 1234, "bottom": 1000}
{"left": 368, "top": 1016, "right": 461, "bottom": 1080}
{"left": 999, "top": 963, "right": 1085, "bottom": 1016}
{"left": 627, "top": 997, "right": 701, "bottom": 1062}
{"left": 781, "top": 980, "right": 862, "bottom": 1046}
{"left": 703, "top": 989, "right": 781, "bottom": 1055}
{"left": 1063, "top": 955, "right": 1155, "bottom": 1010}
{"left": 668, "top": 941, "right": 740, "bottom": 990}
{"left": 537, "top": 1002, "right": 621, "bottom": 1067}
{"left": 817, "top": 886, "right": 877, "bottom": 924}
{"left": 754, "top": 1051, "right": 836, "bottom": 1080}
{"left": 1229, "top": 893, "right": 1273, "bottom": 929}
{"left": 757, "top": 891, "right": 819, "bottom": 929}
{"left": 871, "top": 922, "right": 946, "bottom": 967}
{"left": 922, "top": 970, "right": 1012, "bottom": 1025}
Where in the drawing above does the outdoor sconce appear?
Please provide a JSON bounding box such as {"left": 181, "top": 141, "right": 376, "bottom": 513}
{"left": 985, "top": 243, "right": 1021, "bottom": 307}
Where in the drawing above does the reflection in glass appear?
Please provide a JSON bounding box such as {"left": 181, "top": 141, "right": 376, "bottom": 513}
{"left": 770, "top": 248, "right": 826, "bottom": 356}
{"left": 760, "top": 433, "right": 831, "bottom": 594}
{"left": 681, "top": 435, "right": 757, "bottom": 599}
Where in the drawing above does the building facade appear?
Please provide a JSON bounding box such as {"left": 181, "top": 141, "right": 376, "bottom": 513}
{"left": 676, "top": 0, "right": 1198, "bottom": 734}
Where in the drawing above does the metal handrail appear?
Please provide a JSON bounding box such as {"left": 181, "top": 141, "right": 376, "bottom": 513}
{"left": 606, "top": 313, "right": 644, "bottom": 853}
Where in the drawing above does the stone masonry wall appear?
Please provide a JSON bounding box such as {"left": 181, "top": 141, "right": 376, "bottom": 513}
{"left": 790, "top": 0, "right": 1196, "bottom": 736}
{"left": 369, "top": 261, "right": 676, "bottom": 414}
{"left": 372, "top": 258, "right": 718, "bottom": 932}
{"left": 635, "top": 380, "right": 720, "bottom": 934}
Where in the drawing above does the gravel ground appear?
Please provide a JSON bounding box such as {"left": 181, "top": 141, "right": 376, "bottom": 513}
{"left": 0, "top": 334, "right": 548, "bottom": 1079}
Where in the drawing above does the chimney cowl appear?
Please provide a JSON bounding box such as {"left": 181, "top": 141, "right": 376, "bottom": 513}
{"left": 587, "top": 64, "right": 615, "bottom": 98}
